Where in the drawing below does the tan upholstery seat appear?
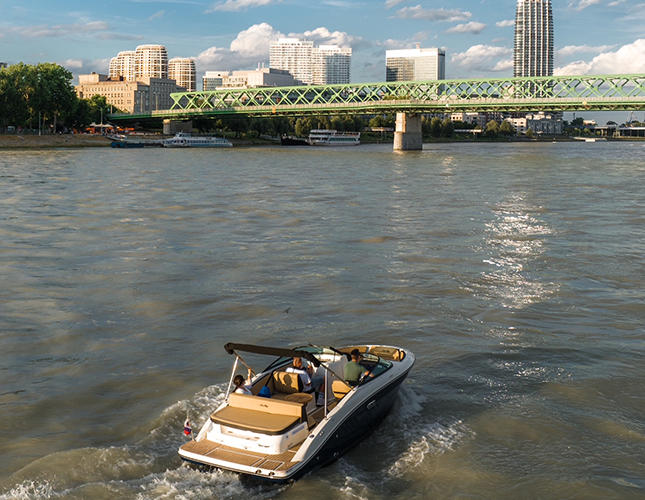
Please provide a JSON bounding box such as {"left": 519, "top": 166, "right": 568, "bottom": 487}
{"left": 370, "top": 346, "right": 403, "bottom": 361}
{"left": 332, "top": 380, "right": 352, "bottom": 399}
{"left": 211, "top": 393, "right": 306, "bottom": 435}
{"left": 273, "top": 371, "right": 303, "bottom": 394}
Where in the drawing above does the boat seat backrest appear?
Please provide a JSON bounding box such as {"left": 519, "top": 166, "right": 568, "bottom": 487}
{"left": 332, "top": 380, "right": 352, "bottom": 399}
{"left": 369, "top": 346, "right": 403, "bottom": 361}
{"left": 273, "top": 371, "right": 303, "bottom": 394}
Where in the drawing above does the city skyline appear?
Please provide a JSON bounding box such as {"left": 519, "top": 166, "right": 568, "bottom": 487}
{"left": 3, "top": 0, "right": 645, "bottom": 122}
{"left": 2, "top": 1, "right": 644, "bottom": 81}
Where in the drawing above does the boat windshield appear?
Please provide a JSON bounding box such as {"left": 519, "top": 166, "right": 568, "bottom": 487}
{"left": 358, "top": 353, "right": 392, "bottom": 383}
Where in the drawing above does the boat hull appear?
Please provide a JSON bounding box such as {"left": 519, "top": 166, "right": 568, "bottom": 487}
{"left": 281, "top": 136, "right": 310, "bottom": 146}
{"left": 285, "top": 369, "right": 411, "bottom": 481}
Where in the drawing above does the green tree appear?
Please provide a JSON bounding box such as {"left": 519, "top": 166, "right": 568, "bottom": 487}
{"left": 295, "top": 117, "right": 313, "bottom": 137}
{"left": 442, "top": 117, "right": 454, "bottom": 138}
{"left": 499, "top": 120, "right": 516, "bottom": 136}
{"left": 485, "top": 120, "right": 500, "bottom": 137}
{"left": 525, "top": 128, "right": 535, "bottom": 139}
{"left": 430, "top": 116, "right": 443, "bottom": 137}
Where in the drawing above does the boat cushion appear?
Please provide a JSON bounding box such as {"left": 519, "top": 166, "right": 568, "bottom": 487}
{"left": 273, "top": 371, "right": 303, "bottom": 394}
{"left": 211, "top": 393, "right": 306, "bottom": 435}
{"left": 370, "top": 347, "right": 403, "bottom": 361}
{"left": 332, "top": 380, "right": 352, "bottom": 399}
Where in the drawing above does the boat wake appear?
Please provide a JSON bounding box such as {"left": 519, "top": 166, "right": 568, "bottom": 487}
{"left": 322, "top": 383, "right": 473, "bottom": 498}
{"left": 0, "top": 383, "right": 286, "bottom": 500}
{"left": 1, "top": 381, "right": 464, "bottom": 499}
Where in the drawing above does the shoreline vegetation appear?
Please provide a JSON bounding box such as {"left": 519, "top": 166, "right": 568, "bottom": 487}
{"left": 0, "top": 132, "right": 641, "bottom": 149}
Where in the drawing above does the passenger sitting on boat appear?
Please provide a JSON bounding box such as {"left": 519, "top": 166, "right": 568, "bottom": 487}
{"left": 287, "top": 357, "right": 325, "bottom": 405}
{"left": 287, "top": 357, "right": 322, "bottom": 391}
{"left": 233, "top": 368, "right": 253, "bottom": 395}
{"left": 344, "top": 349, "right": 373, "bottom": 385}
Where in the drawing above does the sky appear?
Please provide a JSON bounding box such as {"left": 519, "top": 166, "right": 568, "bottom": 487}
{"left": 1, "top": 0, "right": 645, "bottom": 123}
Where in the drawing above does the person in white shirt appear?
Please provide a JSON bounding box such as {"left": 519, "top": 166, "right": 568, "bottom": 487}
{"left": 233, "top": 368, "right": 253, "bottom": 395}
{"left": 286, "top": 357, "right": 325, "bottom": 405}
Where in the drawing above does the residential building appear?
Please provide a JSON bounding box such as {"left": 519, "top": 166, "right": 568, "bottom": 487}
{"left": 386, "top": 47, "right": 445, "bottom": 82}
{"left": 109, "top": 51, "right": 137, "bottom": 81}
{"left": 270, "top": 38, "right": 314, "bottom": 85}
{"left": 270, "top": 38, "right": 352, "bottom": 85}
{"left": 505, "top": 113, "right": 563, "bottom": 135}
{"left": 217, "top": 68, "right": 298, "bottom": 89}
{"left": 203, "top": 71, "right": 230, "bottom": 91}
{"left": 450, "top": 112, "right": 488, "bottom": 128}
{"left": 76, "top": 73, "right": 185, "bottom": 114}
{"left": 169, "top": 57, "right": 196, "bottom": 92}
{"left": 109, "top": 45, "right": 169, "bottom": 81}
{"left": 135, "top": 44, "right": 168, "bottom": 79}
{"left": 312, "top": 45, "right": 352, "bottom": 85}
{"left": 514, "top": 0, "right": 554, "bottom": 77}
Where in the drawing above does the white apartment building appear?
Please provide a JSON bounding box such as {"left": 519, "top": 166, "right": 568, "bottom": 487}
{"left": 169, "top": 57, "right": 196, "bottom": 92}
{"left": 270, "top": 38, "right": 314, "bottom": 85}
{"left": 203, "top": 71, "right": 230, "bottom": 91}
{"left": 270, "top": 38, "right": 352, "bottom": 85}
{"left": 217, "top": 68, "right": 297, "bottom": 89}
{"left": 386, "top": 47, "right": 446, "bottom": 82}
{"left": 109, "top": 45, "right": 169, "bottom": 81}
{"left": 312, "top": 45, "right": 352, "bottom": 85}
{"left": 505, "top": 113, "right": 563, "bottom": 135}
{"left": 109, "top": 51, "right": 137, "bottom": 81}
{"left": 514, "top": 0, "right": 554, "bottom": 77}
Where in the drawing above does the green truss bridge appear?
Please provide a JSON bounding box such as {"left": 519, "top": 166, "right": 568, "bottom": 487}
{"left": 109, "top": 74, "right": 645, "bottom": 150}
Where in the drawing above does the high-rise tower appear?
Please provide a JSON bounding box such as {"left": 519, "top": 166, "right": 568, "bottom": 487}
{"left": 169, "top": 57, "right": 196, "bottom": 92}
{"left": 514, "top": 0, "right": 553, "bottom": 77}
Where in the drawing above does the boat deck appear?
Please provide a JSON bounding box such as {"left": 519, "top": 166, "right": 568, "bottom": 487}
{"left": 180, "top": 405, "right": 333, "bottom": 472}
{"left": 180, "top": 438, "right": 301, "bottom": 471}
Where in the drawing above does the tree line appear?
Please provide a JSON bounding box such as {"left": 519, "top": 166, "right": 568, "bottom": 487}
{"left": 0, "top": 63, "right": 114, "bottom": 133}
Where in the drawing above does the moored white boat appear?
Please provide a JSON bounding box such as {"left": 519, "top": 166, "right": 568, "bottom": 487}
{"left": 163, "top": 131, "right": 232, "bottom": 148}
{"left": 179, "top": 343, "right": 414, "bottom": 482}
{"left": 308, "top": 130, "right": 360, "bottom": 146}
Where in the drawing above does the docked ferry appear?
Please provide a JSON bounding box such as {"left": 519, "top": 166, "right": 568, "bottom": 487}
{"left": 163, "top": 132, "right": 232, "bottom": 148}
{"left": 308, "top": 130, "right": 360, "bottom": 146}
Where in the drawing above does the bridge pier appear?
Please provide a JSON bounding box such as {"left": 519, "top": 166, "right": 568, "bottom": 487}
{"left": 393, "top": 113, "right": 423, "bottom": 151}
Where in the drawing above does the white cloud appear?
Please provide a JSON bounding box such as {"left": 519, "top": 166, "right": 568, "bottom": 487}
{"left": 13, "top": 21, "right": 110, "bottom": 38}
{"left": 446, "top": 22, "right": 486, "bottom": 34}
{"left": 394, "top": 6, "right": 472, "bottom": 22}
{"left": 197, "top": 23, "right": 283, "bottom": 68}
{"left": 568, "top": 0, "right": 601, "bottom": 11}
{"left": 384, "top": 0, "right": 405, "bottom": 8}
{"left": 290, "top": 27, "right": 369, "bottom": 50}
{"left": 451, "top": 44, "right": 513, "bottom": 73}
{"left": 557, "top": 44, "right": 615, "bottom": 57}
{"left": 147, "top": 10, "right": 165, "bottom": 21}
{"left": 608, "top": 0, "right": 626, "bottom": 5}
{"left": 207, "top": 0, "right": 277, "bottom": 12}
{"left": 496, "top": 19, "right": 515, "bottom": 28}
{"left": 554, "top": 39, "right": 645, "bottom": 75}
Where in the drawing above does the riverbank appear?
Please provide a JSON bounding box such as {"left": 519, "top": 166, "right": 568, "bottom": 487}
{"left": 0, "top": 134, "right": 112, "bottom": 148}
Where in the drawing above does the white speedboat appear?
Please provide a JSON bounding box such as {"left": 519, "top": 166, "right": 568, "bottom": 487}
{"left": 163, "top": 132, "right": 232, "bottom": 148}
{"left": 179, "top": 343, "right": 415, "bottom": 482}
{"left": 308, "top": 129, "right": 360, "bottom": 146}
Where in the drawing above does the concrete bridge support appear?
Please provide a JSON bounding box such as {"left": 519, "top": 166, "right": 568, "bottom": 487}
{"left": 393, "top": 113, "right": 423, "bottom": 151}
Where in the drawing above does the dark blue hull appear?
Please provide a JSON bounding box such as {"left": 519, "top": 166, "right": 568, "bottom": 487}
{"left": 287, "top": 369, "right": 411, "bottom": 481}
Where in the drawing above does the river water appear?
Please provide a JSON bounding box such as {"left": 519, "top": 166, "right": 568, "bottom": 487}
{"left": 0, "top": 141, "right": 644, "bottom": 500}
